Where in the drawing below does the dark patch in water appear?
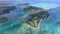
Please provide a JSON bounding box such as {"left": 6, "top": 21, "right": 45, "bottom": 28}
{"left": 0, "top": 6, "right": 16, "bottom": 15}
{"left": 0, "top": 17, "right": 8, "bottom": 23}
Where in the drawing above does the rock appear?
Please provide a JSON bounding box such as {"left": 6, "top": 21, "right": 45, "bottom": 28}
{"left": 0, "top": 17, "right": 8, "bottom": 23}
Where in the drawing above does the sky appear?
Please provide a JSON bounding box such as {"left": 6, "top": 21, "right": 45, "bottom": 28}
{"left": 30, "top": 3, "right": 59, "bottom": 9}
{"left": 0, "top": 0, "right": 60, "bottom": 4}
{"left": 0, "top": 0, "right": 60, "bottom": 9}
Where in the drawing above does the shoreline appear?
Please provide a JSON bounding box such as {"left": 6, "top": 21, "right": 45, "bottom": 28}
{"left": 25, "top": 19, "right": 42, "bottom": 30}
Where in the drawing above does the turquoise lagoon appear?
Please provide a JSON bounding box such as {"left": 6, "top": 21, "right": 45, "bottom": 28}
{"left": 0, "top": 3, "right": 60, "bottom": 34}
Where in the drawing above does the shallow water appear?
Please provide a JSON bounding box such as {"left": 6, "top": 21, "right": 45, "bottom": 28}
{"left": 0, "top": 3, "right": 60, "bottom": 34}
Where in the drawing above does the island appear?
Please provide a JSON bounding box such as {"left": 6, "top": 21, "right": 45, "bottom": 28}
{"left": 21, "top": 3, "right": 49, "bottom": 29}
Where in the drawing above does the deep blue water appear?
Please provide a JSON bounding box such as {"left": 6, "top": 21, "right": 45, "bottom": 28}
{"left": 41, "top": 7, "right": 60, "bottom": 34}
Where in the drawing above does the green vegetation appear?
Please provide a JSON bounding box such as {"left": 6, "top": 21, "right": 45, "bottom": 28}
{"left": 23, "top": 5, "right": 49, "bottom": 28}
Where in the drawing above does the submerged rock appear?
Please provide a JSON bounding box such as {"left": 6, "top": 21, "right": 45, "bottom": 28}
{"left": 0, "top": 17, "right": 8, "bottom": 23}
{"left": 0, "top": 6, "right": 16, "bottom": 15}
